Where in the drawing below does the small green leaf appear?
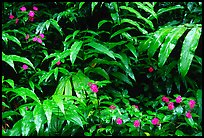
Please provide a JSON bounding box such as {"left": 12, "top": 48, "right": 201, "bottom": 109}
{"left": 110, "top": 27, "right": 135, "bottom": 39}
{"left": 79, "top": 2, "right": 85, "bottom": 9}
{"left": 2, "top": 111, "right": 19, "bottom": 119}
{"left": 52, "top": 95, "right": 65, "bottom": 114}
{"left": 98, "top": 20, "right": 112, "bottom": 29}
{"left": 70, "top": 41, "right": 83, "bottom": 65}
{"left": 175, "top": 130, "right": 184, "bottom": 136}
{"left": 91, "top": 2, "right": 98, "bottom": 13}
{"left": 43, "top": 100, "right": 53, "bottom": 128}
{"left": 54, "top": 67, "right": 59, "bottom": 81}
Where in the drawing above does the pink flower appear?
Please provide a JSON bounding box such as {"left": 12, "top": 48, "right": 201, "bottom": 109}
{"left": 116, "top": 118, "right": 123, "bottom": 125}
{"left": 152, "top": 118, "right": 159, "bottom": 125}
{"left": 132, "top": 105, "right": 139, "bottom": 109}
{"left": 28, "top": 10, "right": 35, "bottom": 17}
{"left": 90, "top": 84, "right": 98, "bottom": 93}
{"left": 109, "top": 105, "right": 116, "bottom": 110}
{"left": 176, "top": 96, "right": 182, "bottom": 103}
{"left": 25, "top": 34, "right": 30, "bottom": 40}
{"left": 162, "top": 96, "right": 169, "bottom": 103}
{"left": 22, "top": 64, "right": 28, "bottom": 70}
{"left": 168, "top": 102, "right": 174, "bottom": 110}
{"left": 26, "top": 106, "right": 29, "bottom": 110}
{"left": 9, "top": 14, "right": 15, "bottom": 19}
{"left": 37, "top": 38, "right": 42, "bottom": 44}
{"left": 56, "top": 61, "right": 61, "bottom": 66}
{"left": 15, "top": 18, "right": 19, "bottom": 24}
{"left": 33, "top": 37, "right": 38, "bottom": 42}
{"left": 134, "top": 120, "right": 140, "bottom": 127}
{"left": 189, "top": 100, "right": 196, "bottom": 109}
{"left": 20, "top": 6, "right": 26, "bottom": 12}
{"left": 186, "top": 111, "right": 192, "bottom": 118}
{"left": 39, "top": 33, "right": 44, "bottom": 38}
{"left": 29, "top": 16, "right": 34, "bottom": 22}
{"left": 33, "top": 6, "right": 38, "bottom": 11}
{"left": 148, "top": 67, "right": 154, "bottom": 72}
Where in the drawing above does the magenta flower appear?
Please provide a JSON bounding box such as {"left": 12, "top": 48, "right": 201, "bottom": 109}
{"left": 186, "top": 111, "right": 192, "bottom": 118}
{"left": 162, "top": 96, "right": 169, "bottom": 103}
{"left": 176, "top": 96, "right": 182, "bottom": 103}
{"left": 15, "top": 18, "right": 19, "bottom": 24}
{"left": 168, "top": 102, "right": 174, "bottom": 110}
{"left": 56, "top": 61, "right": 61, "bottom": 66}
{"left": 132, "top": 105, "right": 139, "bottom": 109}
{"left": 26, "top": 106, "right": 29, "bottom": 110}
{"left": 116, "top": 118, "right": 123, "bottom": 125}
{"left": 148, "top": 67, "right": 154, "bottom": 72}
{"left": 33, "top": 37, "right": 38, "bottom": 42}
{"left": 109, "top": 105, "right": 116, "bottom": 110}
{"left": 28, "top": 10, "right": 35, "bottom": 17}
{"left": 20, "top": 6, "right": 26, "bottom": 12}
{"left": 134, "top": 120, "right": 140, "bottom": 127}
{"left": 37, "top": 38, "right": 42, "bottom": 44}
{"left": 189, "top": 100, "right": 196, "bottom": 109}
{"left": 152, "top": 118, "right": 159, "bottom": 125}
{"left": 25, "top": 34, "right": 30, "bottom": 40}
{"left": 33, "top": 6, "right": 38, "bottom": 11}
{"left": 39, "top": 33, "right": 44, "bottom": 38}
{"left": 29, "top": 16, "right": 34, "bottom": 22}
{"left": 90, "top": 84, "right": 98, "bottom": 93}
{"left": 9, "top": 14, "right": 15, "bottom": 19}
{"left": 22, "top": 64, "right": 28, "bottom": 70}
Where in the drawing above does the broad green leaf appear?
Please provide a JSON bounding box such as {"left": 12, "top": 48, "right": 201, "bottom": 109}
{"left": 10, "top": 55, "right": 35, "bottom": 70}
{"left": 158, "top": 25, "right": 187, "bottom": 67}
{"left": 72, "top": 30, "right": 80, "bottom": 39}
{"left": 50, "top": 19, "right": 63, "bottom": 36}
{"left": 133, "top": 2, "right": 157, "bottom": 20}
{"left": 196, "top": 89, "right": 202, "bottom": 124}
{"left": 2, "top": 52, "right": 16, "bottom": 72}
{"left": 162, "top": 115, "right": 172, "bottom": 122}
{"left": 175, "top": 130, "right": 184, "bottom": 136}
{"left": 108, "top": 41, "right": 127, "bottom": 49}
{"left": 148, "top": 27, "right": 173, "bottom": 58}
{"left": 111, "top": 72, "right": 133, "bottom": 86}
{"left": 10, "top": 87, "right": 41, "bottom": 104}
{"left": 110, "top": 27, "right": 135, "bottom": 39}
{"left": 52, "top": 95, "right": 65, "bottom": 114}
{"left": 175, "top": 106, "right": 183, "bottom": 117}
{"left": 59, "top": 67, "right": 69, "bottom": 75}
{"left": 21, "top": 111, "right": 35, "bottom": 136}
{"left": 4, "top": 29, "right": 26, "bottom": 37}
{"left": 125, "top": 42, "right": 138, "bottom": 60}
{"left": 84, "top": 67, "right": 110, "bottom": 80}
{"left": 2, "top": 102, "right": 10, "bottom": 109}
{"left": 36, "top": 22, "right": 46, "bottom": 34}
{"left": 33, "top": 104, "right": 46, "bottom": 134}
{"left": 8, "top": 119, "right": 22, "bottom": 136}
{"left": 4, "top": 79, "right": 15, "bottom": 88}
{"left": 121, "top": 19, "right": 148, "bottom": 34}
{"left": 91, "top": 2, "right": 98, "bottom": 13}
{"left": 65, "top": 112, "right": 84, "bottom": 128}
{"left": 79, "top": 2, "right": 85, "bottom": 9}
{"left": 179, "top": 26, "right": 201, "bottom": 77}
{"left": 138, "top": 37, "right": 152, "bottom": 52}
{"left": 86, "top": 42, "right": 116, "bottom": 60}
{"left": 64, "top": 77, "right": 72, "bottom": 97}
{"left": 38, "top": 70, "right": 54, "bottom": 85}
{"left": 98, "top": 20, "right": 112, "bottom": 29}
{"left": 43, "top": 100, "right": 53, "bottom": 128}
{"left": 54, "top": 76, "right": 66, "bottom": 95}
{"left": 80, "top": 30, "right": 99, "bottom": 36}
{"left": 157, "top": 5, "right": 184, "bottom": 17}
{"left": 2, "top": 32, "right": 21, "bottom": 47}
{"left": 185, "top": 117, "right": 196, "bottom": 128}
{"left": 2, "top": 111, "right": 19, "bottom": 119}
{"left": 70, "top": 41, "right": 83, "bottom": 65}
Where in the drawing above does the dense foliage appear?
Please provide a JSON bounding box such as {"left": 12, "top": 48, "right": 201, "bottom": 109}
{"left": 2, "top": 2, "right": 202, "bottom": 136}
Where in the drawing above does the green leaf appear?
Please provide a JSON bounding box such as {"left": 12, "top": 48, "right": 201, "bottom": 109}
{"left": 138, "top": 37, "right": 152, "bottom": 52}
{"left": 148, "top": 27, "right": 173, "bottom": 58}
{"left": 38, "top": 70, "right": 54, "bottom": 85}
{"left": 65, "top": 111, "right": 84, "bottom": 128}
{"left": 98, "top": 20, "right": 112, "bottom": 29}
{"left": 179, "top": 26, "right": 202, "bottom": 77}
{"left": 21, "top": 111, "right": 35, "bottom": 136}
{"left": 121, "top": 19, "right": 148, "bottom": 34}
{"left": 85, "top": 67, "right": 110, "bottom": 80}
{"left": 158, "top": 25, "right": 187, "bottom": 67}
{"left": 162, "top": 115, "right": 172, "bottom": 122}
{"left": 79, "top": 2, "right": 85, "bottom": 9}
{"left": 43, "top": 100, "right": 53, "bottom": 128}
{"left": 50, "top": 19, "right": 63, "bottom": 36}
{"left": 72, "top": 30, "right": 80, "bottom": 39}
{"left": 10, "top": 55, "right": 35, "bottom": 70}
{"left": 185, "top": 117, "right": 196, "bottom": 128}
{"left": 175, "top": 106, "right": 183, "bottom": 117}
{"left": 33, "top": 104, "right": 46, "bottom": 134}
{"left": 111, "top": 72, "right": 133, "bottom": 86}
{"left": 2, "top": 111, "right": 19, "bottom": 119}
{"left": 45, "top": 20, "right": 50, "bottom": 31}
{"left": 70, "top": 41, "right": 83, "bottom": 65}
{"left": 110, "top": 27, "right": 135, "bottom": 39}
{"left": 29, "top": 80, "right": 35, "bottom": 91}
{"left": 157, "top": 5, "right": 184, "bottom": 17}
{"left": 54, "top": 67, "right": 59, "bottom": 81}
{"left": 86, "top": 42, "right": 116, "bottom": 60}
{"left": 125, "top": 42, "right": 138, "bottom": 61}
{"left": 64, "top": 77, "right": 72, "bottom": 97}
{"left": 8, "top": 119, "right": 22, "bottom": 136}
{"left": 91, "top": 2, "right": 98, "bottom": 13}
{"left": 2, "top": 52, "right": 16, "bottom": 72}
{"left": 196, "top": 89, "right": 202, "bottom": 124}
{"left": 4, "top": 79, "right": 15, "bottom": 88}
{"left": 175, "top": 130, "right": 184, "bottom": 136}
{"left": 2, "top": 32, "right": 21, "bottom": 47}
{"left": 52, "top": 95, "right": 65, "bottom": 114}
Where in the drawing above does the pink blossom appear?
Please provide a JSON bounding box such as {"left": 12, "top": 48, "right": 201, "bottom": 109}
{"left": 116, "top": 118, "right": 123, "bottom": 125}
{"left": 37, "top": 38, "right": 42, "bottom": 44}
{"left": 148, "top": 67, "right": 154, "bottom": 72}
{"left": 151, "top": 118, "right": 159, "bottom": 125}
{"left": 15, "top": 18, "right": 19, "bottom": 24}
{"left": 168, "top": 102, "right": 174, "bottom": 110}
{"left": 28, "top": 10, "right": 35, "bottom": 17}
{"left": 26, "top": 106, "right": 29, "bottom": 110}
{"left": 25, "top": 34, "right": 30, "bottom": 40}
{"left": 56, "top": 61, "right": 61, "bottom": 66}
{"left": 39, "top": 33, "right": 44, "bottom": 38}
{"left": 29, "top": 16, "right": 34, "bottom": 22}
{"left": 90, "top": 84, "right": 98, "bottom": 93}
{"left": 162, "top": 96, "right": 169, "bottom": 103}
{"left": 22, "top": 64, "right": 28, "bottom": 70}
{"left": 134, "top": 120, "right": 140, "bottom": 127}
{"left": 132, "top": 105, "right": 139, "bottom": 109}
{"left": 9, "top": 14, "right": 15, "bottom": 19}
{"left": 186, "top": 111, "right": 192, "bottom": 118}
{"left": 20, "top": 6, "right": 26, "bottom": 12}
{"left": 33, "top": 37, "right": 38, "bottom": 42}
{"left": 109, "top": 105, "right": 116, "bottom": 110}
{"left": 176, "top": 96, "right": 182, "bottom": 103}
{"left": 189, "top": 100, "right": 196, "bottom": 109}
{"left": 33, "top": 6, "right": 38, "bottom": 11}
